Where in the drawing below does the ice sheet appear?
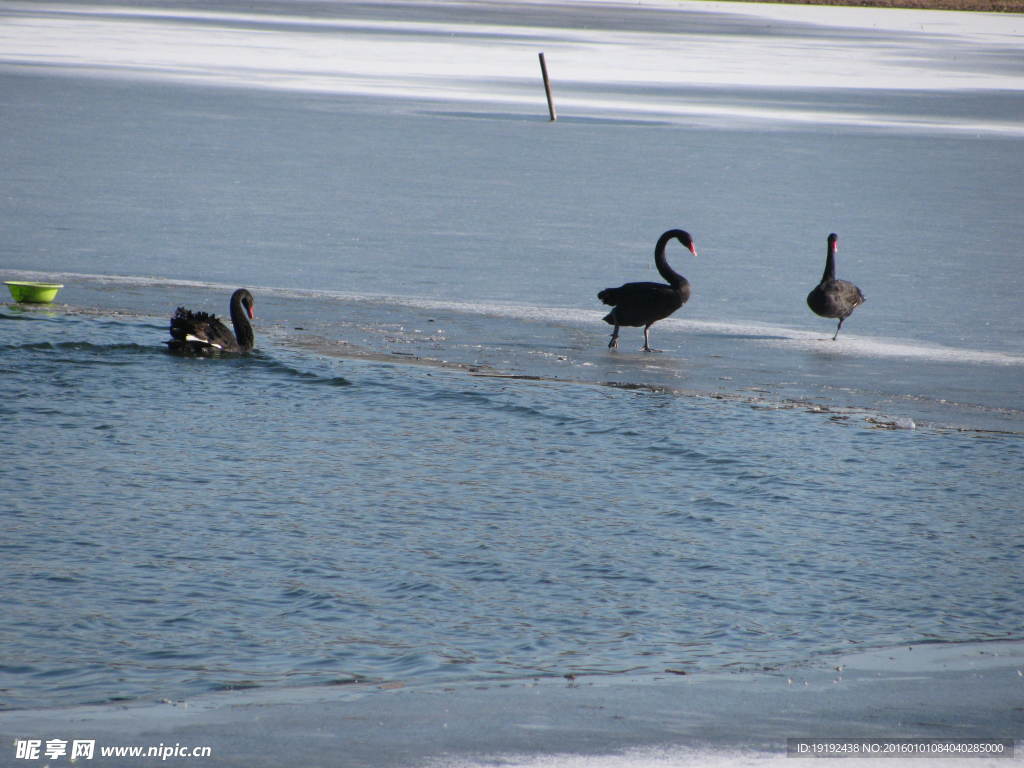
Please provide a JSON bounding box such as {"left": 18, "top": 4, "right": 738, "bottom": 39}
{"left": 1, "top": 1, "right": 1023, "bottom": 133}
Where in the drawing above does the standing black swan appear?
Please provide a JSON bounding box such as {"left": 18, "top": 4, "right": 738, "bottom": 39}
{"left": 806, "top": 233, "right": 865, "bottom": 340}
{"left": 598, "top": 229, "right": 696, "bottom": 351}
{"left": 167, "top": 288, "right": 255, "bottom": 355}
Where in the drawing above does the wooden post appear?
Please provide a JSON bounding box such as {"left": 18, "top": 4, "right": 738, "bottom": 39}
{"left": 538, "top": 52, "right": 557, "bottom": 122}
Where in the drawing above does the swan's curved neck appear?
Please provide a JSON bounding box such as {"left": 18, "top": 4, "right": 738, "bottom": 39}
{"left": 821, "top": 239, "right": 837, "bottom": 283}
{"left": 229, "top": 291, "right": 254, "bottom": 350}
{"left": 655, "top": 230, "right": 688, "bottom": 287}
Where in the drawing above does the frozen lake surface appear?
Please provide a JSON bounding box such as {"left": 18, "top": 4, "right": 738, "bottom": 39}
{"left": 3, "top": 0, "right": 1024, "bottom": 432}
{"left": 1, "top": 0, "right": 1022, "bottom": 761}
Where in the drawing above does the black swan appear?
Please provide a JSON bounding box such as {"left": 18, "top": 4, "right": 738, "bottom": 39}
{"left": 806, "top": 233, "right": 865, "bottom": 340}
{"left": 598, "top": 229, "right": 696, "bottom": 351}
{"left": 167, "top": 288, "right": 255, "bottom": 355}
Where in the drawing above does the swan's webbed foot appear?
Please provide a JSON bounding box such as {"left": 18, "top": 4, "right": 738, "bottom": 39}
{"left": 608, "top": 328, "right": 620, "bottom": 349}
{"left": 641, "top": 326, "right": 660, "bottom": 352}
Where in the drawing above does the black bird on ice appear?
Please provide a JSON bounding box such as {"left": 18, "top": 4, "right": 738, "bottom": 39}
{"left": 806, "top": 233, "right": 864, "bottom": 340}
{"left": 598, "top": 229, "right": 696, "bottom": 352}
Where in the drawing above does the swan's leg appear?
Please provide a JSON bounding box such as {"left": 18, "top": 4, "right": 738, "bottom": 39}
{"left": 832, "top": 318, "right": 844, "bottom": 341}
{"left": 608, "top": 323, "right": 620, "bottom": 349}
{"left": 642, "top": 324, "right": 656, "bottom": 352}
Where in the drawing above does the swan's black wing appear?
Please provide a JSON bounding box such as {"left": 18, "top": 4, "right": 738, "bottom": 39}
{"left": 598, "top": 281, "right": 688, "bottom": 327}
{"left": 833, "top": 280, "right": 866, "bottom": 318}
{"left": 807, "top": 279, "right": 865, "bottom": 320}
{"left": 167, "top": 307, "right": 240, "bottom": 354}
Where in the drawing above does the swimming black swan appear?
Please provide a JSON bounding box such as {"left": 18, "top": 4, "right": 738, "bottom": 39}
{"left": 806, "top": 233, "right": 865, "bottom": 340}
{"left": 598, "top": 229, "right": 696, "bottom": 351}
{"left": 167, "top": 288, "right": 255, "bottom": 355}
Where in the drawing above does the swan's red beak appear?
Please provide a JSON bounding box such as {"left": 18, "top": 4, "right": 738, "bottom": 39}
{"left": 248, "top": 307, "right": 255, "bottom": 319}
{"left": 690, "top": 244, "right": 698, "bottom": 257}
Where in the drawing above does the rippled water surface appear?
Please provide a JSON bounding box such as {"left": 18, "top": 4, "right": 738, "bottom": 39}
{"left": 1, "top": 0, "right": 1023, "bottom": 712}
{"left": 1, "top": 307, "right": 1022, "bottom": 709}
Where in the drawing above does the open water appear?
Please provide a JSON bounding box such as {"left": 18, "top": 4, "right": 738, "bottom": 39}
{"left": 1, "top": 0, "right": 1022, "bottom": 713}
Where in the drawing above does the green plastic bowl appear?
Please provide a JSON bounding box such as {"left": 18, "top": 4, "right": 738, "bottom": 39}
{"left": 5, "top": 281, "right": 64, "bottom": 303}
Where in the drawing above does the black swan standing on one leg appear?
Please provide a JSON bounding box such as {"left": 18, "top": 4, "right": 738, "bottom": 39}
{"left": 597, "top": 229, "right": 696, "bottom": 352}
{"left": 167, "top": 288, "right": 255, "bottom": 355}
{"left": 806, "top": 233, "right": 865, "bottom": 340}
